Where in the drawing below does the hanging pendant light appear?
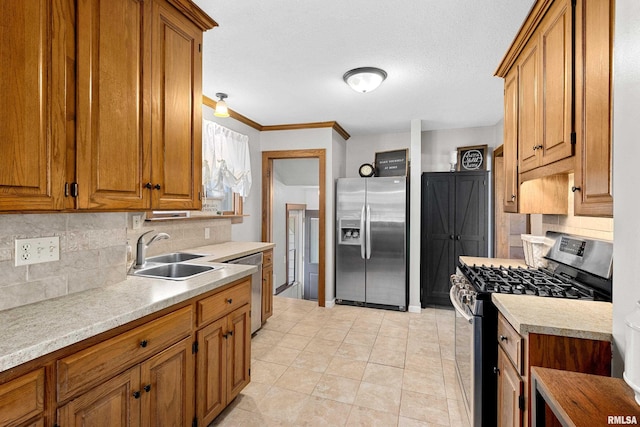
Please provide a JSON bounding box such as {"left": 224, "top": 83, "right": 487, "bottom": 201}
{"left": 214, "top": 92, "right": 230, "bottom": 117}
{"left": 343, "top": 67, "right": 387, "bottom": 93}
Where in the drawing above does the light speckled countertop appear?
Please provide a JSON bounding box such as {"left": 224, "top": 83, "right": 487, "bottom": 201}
{"left": 492, "top": 293, "right": 612, "bottom": 342}
{"left": 0, "top": 241, "right": 274, "bottom": 372}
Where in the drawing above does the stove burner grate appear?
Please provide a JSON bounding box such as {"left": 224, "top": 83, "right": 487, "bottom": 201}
{"left": 460, "top": 265, "right": 594, "bottom": 300}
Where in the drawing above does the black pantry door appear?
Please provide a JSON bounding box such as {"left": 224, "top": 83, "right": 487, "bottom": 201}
{"left": 421, "top": 172, "right": 488, "bottom": 307}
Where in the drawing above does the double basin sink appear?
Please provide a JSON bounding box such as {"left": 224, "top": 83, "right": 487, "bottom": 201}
{"left": 130, "top": 253, "right": 220, "bottom": 280}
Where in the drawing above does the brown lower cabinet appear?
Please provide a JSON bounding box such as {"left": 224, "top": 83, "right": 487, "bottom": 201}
{"left": 0, "top": 277, "right": 251, "bottom": 427}
{"left": 196, "top": 304, "right": 251, "bottom": 425}
{"left": 58, "top": 338, "right": 194, "bottom": 426}
{"left": 496, "top": 312, "right": 611, "bottom": 427}
{"left": 262, "top": 249, "right": 274, "bottom": 323}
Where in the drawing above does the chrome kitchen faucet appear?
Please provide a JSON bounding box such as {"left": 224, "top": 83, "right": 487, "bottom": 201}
{"left": 134, "top": 230, "right": 170, "bottom": 269}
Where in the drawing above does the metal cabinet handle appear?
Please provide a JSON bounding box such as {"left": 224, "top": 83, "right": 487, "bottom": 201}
{"left": 450, "top": 235, "right": 455, "bottom": 240}
{"left": 455, "top": 235, "right": 461, "bottom": 240}
{"left": 571, "top": 186, "right": 581, "bottom": 192}
{"left": 153, "top": 184, "right": 161, "bottom": 190}
{"left": 133, "top": 391, "right": 141, "bottom": 399}
{"left": 140, "top": 340, "right": 148, "bottom": 348}
{"left": 494, "top": 367, "right": 500, "bottom": 375}
{"left": 144, "top": 182, "right": 152, "bottom": 189}
{"left": 499, "top": 335, "right": 508, "bottom": 342}
{"left": 143, "top": 384, "right": 151, "bottom": 393}
{"left": 511, "top": 194, "right": 516, "bottom": 201}
{"left": 226, "top": 298, "right": 233, "bottom": 304}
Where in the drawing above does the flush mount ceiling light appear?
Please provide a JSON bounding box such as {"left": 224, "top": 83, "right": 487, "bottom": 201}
{"left": 214, "top": 92, "right": 230, "bottom": 117}
{"left": 343, "top": 67, "right": 387, "bottom": 93}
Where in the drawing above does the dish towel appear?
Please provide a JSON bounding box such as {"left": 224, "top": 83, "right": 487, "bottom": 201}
{"left": 203, "top": 120, "right": 252, "bottom": 198}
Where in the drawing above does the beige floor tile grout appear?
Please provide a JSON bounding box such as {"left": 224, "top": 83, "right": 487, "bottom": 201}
{"left": 211, "top": 296, "right": 469, "bottom": 427}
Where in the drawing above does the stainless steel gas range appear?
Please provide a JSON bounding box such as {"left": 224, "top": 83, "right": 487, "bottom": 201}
{"left": 450, "top": 232, "right": 613, "bottom": 427}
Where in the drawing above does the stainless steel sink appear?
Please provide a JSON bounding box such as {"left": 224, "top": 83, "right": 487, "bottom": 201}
{"left": 145, "top": 252, "right": 204, "bottom": 263}
{"left": 132, "top": 263, "right": 218, "bottom": 280}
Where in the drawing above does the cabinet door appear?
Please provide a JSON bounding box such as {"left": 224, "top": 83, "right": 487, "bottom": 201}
{"left": 262, "top": 264, "right": 273, "bottom": 323}
{"left": 497, "top": 347, "right": 523, "bottom": 427}
{"left": 0, "top": 0, "right": 66, "bottom": 211}
{"left": 140, "top": 338, "right": 194, "bottom": 427}
{"left": 420, "top": 173, "right": 455, "bottom": 307}
{"left": 150, "top": 0, "right": 203, "bottom": 210}
{"left": 540, "top": 0, "right": 573, "bottom": 166}
{"left": 573, "top": 0, "right": 613, "bottom": 217}
{"left": 196, "top": 317, "right": 226, "bottom": 425}
{"left": 227, "top": 304, "right": 251, "bottom": 402}
{"left": 75, "top": 0, "right": 151, "bottom": 210}
{"left": 0, "top": 369, "right": 45, "bottom": 427}
{"left": 57, "top": 366, "right": 141, "bottom": 427}
{"left": 503, "top": 67, "right": 520, "bottom": 213}
{"left": 454, "top": 173, "right": 488, "bottom": 259}
{"left": 518, "top": 40, "right": 541, "bottom": 173}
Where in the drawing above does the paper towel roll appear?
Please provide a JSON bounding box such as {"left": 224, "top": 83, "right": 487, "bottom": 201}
{"left": 624, "top": 300, "right": 640, "bottom": 406}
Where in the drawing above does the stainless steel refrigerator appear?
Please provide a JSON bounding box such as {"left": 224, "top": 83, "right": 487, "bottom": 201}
{"left": 335, "top": 177, "right": 408, "bottom": 310}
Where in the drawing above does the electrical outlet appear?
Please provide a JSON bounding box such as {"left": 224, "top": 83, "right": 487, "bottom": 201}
{"left": 132, "top": 215, "right": 142, "bottom": 230}
{"left": 204, "top": 227, "right": 210, "bottom": 239}
{"left": 15, "top": 236, "right": 60, "bottom": 266}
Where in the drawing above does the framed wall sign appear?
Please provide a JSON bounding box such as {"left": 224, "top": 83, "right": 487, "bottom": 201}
{"left": 374, "top": 149, "right": 408, "bottom": 177}
{"left": 457, "top": 145, "right": 488, "bottom": 171}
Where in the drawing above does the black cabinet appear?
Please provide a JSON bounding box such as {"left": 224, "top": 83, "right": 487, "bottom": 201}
{"left": 421, "top": 172, "right": 488, "bottom": 307}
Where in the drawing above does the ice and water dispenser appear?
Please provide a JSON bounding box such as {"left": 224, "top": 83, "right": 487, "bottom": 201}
{"left": 338, "top": 218, "right": 361, "bottom": 245}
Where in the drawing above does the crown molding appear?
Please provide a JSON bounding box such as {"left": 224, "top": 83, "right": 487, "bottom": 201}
{"left": 202, "top": 95, "right": 350, "bottom": 140}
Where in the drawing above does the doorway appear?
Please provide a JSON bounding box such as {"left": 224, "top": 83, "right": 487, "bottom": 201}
{"left": 262, "top": 149, "right": 326, "bottom": 307}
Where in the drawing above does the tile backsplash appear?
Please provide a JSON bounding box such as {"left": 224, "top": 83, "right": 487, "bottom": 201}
{"left": 0, "top": 212, "right": 232, "bottom": 311}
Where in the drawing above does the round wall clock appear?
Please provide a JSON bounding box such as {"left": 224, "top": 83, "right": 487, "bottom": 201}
{"left": 359, "top": 163, "right": 375, "bottom": 177}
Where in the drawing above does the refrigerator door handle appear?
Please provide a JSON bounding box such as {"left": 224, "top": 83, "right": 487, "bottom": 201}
{"left": 366, "top": 204, "right": 371, "bottom": 259}
{"left": 360, "top": 205, "right": 366, "bottom": 259}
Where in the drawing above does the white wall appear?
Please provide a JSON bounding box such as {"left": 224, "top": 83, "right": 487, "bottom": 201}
{"left": 202, "top": 105, "right": 262, "bottom": 242}
{"left": 271, "top": 176, "right": 318, "bottom": 290}
{"left": 612, "top": 0, "right": 640, "bottom": 374}
{"left": 345, "top": 132, "right": 411, "bottom": 177}
{"left": 421, "top": 124, "right": 501, "bottom": 172}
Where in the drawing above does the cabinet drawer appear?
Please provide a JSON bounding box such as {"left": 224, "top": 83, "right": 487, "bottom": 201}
{"left": 197, "top": 279, "right": 250, "bottom": 327}
{"left": 497, "top": 313, "right": 523, "bottom": 374}
{"left": 0, "top": 368, "right": 45, "bottom": 427}
{"left": 57, "top": 306, "right": 192, "bottom": 402}
{"left": 263, "top": 249, "right": 273, "bottom": 267}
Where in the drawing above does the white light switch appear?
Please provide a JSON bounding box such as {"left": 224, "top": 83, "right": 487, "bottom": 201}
{"left": 15, "top": 236, "right": 60, "bottom": 266}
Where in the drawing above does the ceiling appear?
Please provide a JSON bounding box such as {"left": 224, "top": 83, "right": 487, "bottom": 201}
{"left": 195, "top": 0, "right": 535, "bottom": 137}
{"left": 273, "top": 159, "right": 319, "bottom": 186}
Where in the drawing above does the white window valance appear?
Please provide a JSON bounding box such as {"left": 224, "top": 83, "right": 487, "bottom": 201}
{"left": 202, "top": 120, "right": 252, "bottom": 198}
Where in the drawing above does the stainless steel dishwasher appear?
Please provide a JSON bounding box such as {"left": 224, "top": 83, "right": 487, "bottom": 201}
{"left": 226, "top": 252, "right": 263, "bottom": 334}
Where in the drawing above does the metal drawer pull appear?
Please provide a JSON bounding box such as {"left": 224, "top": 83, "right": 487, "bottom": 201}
{"left": 499, "top": 335, "right": 508, "bottom": 342}
{"left": 140, "top": 340, "right": 148, "bottom": 348}
{"left": 226, "top": 298, "right": 233, "bottom": 304}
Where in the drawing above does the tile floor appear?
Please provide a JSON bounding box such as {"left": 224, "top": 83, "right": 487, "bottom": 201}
{"left": 210, "top": 296, "right": 470, "bottom": 427}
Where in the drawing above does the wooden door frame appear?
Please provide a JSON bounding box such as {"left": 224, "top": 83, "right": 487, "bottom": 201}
{"left": 285, "top": 203, "right": 306, "bottom": 289}
{"left": 262, "top": 150, "right": 326, "bottom": 307}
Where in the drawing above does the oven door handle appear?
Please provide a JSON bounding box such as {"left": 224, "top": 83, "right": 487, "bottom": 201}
{"left": 449, "top": 286, "right": 473, "bottom": 324}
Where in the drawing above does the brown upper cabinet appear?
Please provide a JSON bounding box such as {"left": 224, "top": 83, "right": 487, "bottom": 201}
{"left": 0, "top": 1, "right": 67, "bottom": 212}
{"left": 573, "top": 0, "right": 614, "bottom": 217}
{"left": 0, "top": 0, "right": 216, "bottom": 213}
{"left": 495, "top": 0, "right": 613, "bottom": 217}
